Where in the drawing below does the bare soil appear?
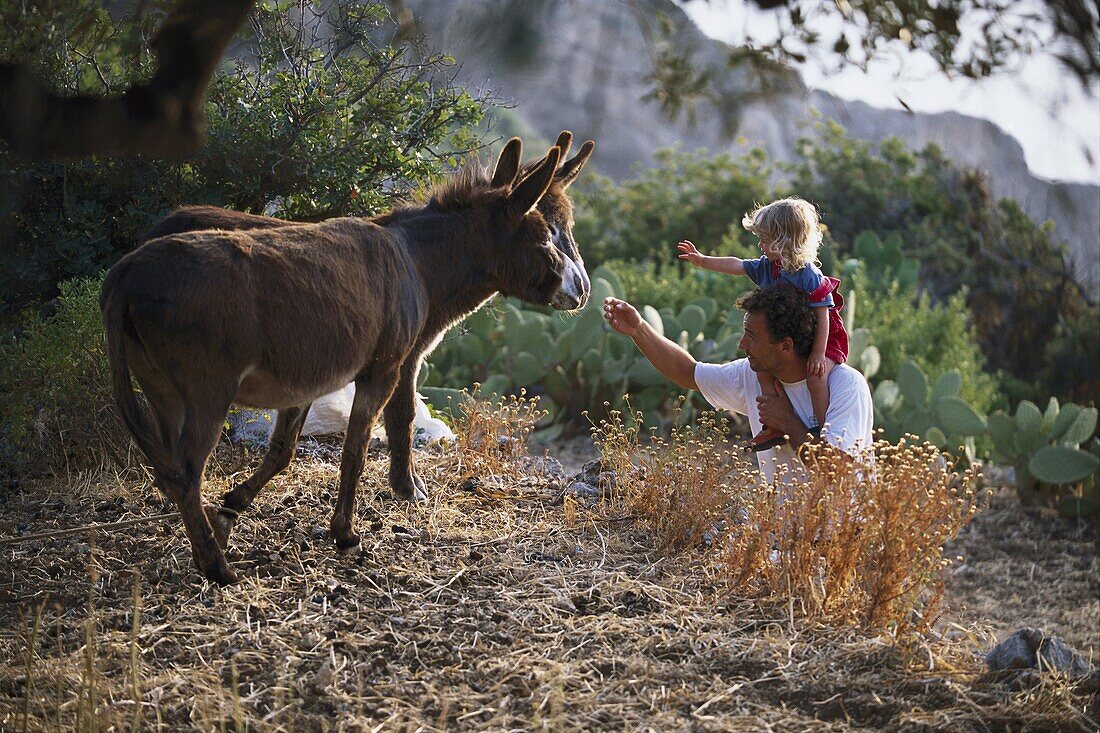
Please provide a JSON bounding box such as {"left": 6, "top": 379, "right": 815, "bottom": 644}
{"left": 0, "top": 438, "right": 1096, "bottom": 732}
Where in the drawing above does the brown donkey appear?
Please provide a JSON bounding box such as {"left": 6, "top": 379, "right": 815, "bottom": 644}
{"left": 101, "top": 134, "right": 594, "bottom": 585}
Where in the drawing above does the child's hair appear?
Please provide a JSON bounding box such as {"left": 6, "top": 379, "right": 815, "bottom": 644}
{"left": 741, "top": 197, "right": 823, "bottom": 271}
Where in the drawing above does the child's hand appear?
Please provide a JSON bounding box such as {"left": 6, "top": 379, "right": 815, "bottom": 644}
{"left": 677, "top": 240, "right": 704, "bottom": 266}
{"left": 809, "top": 354, "right": 827, "bottom": 377}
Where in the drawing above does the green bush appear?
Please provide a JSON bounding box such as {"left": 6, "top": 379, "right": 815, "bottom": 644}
{"left": 853, "top": 281, "right": 1001, "bottom": 415}
{"left": 603, "top": 259, "right": 755, "bottom": 316}
{"left": 0, "top": 275, "right": 122, "bottom": 476}
{"left": 788, "top": 121, "right": 1093, "bottom": 403}
{"left": 571, "top": 124, "right": 1095, "bottom": 406}
{"left": 572, "top": 145, "right": 772, "bottom": 269}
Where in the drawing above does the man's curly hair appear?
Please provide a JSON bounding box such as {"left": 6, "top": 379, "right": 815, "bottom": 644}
{"left": 736, "top": 286, "right": 816, "bottom": 359}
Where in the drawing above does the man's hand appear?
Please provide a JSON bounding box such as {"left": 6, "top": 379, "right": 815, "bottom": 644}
{"left": 603, "top": 297, "right": 642, "bottom": 336}
{"left": 756, "top": 379, "right": 808, "bottom": 440}
{"left": 676, "top": 240, "right": 705, "bottom": 267}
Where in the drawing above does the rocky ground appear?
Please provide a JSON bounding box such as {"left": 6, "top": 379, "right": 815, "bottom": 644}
{"left": 0, "top": 437, "right": 1096, "bottom": 732}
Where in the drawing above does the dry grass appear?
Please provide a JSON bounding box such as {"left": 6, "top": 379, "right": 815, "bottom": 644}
{"left": 593, "top": 407, "right": 983, "bottom": 635}
{"left": 0, "top": 398, "right": 1096, "bottom": 732}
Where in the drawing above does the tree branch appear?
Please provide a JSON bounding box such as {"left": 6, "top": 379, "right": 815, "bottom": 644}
{"left": 0, "top": 0, "right": 254, "bottom": 159}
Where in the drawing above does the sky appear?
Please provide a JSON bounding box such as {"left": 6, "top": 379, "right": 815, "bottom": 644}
{"left": 680, "top": 0, "right": 1100, "bottom": 185}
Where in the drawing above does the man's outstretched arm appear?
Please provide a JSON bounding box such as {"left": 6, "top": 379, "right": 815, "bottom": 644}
{"left": 603, "top": 297, "right": 698, "bottom": 391}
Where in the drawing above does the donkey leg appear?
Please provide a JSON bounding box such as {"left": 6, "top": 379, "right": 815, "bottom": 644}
{"left": 174, "top": 403, "right": 238, "bottom": 585}
{"left": 216, "top": 404, "right": 311, "bottom": 548}
{"left": 331, "top": 374, "right": 398, "bottom": 550}
{"left": 384, "top": 362, "right": 427, "bottom": 502}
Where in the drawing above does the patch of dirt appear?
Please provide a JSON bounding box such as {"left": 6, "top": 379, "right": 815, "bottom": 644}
{"left": 0, "top": 443, "right": 1096, "bottom": 732}
{"left": 944, "top": 486, "right": 1099, "bottom": 659}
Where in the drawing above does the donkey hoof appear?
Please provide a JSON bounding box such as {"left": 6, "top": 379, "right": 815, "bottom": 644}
{"left": 395, "top": 475, "right": 428, "bottom": 503}
{"left": 334, "top": 534, "right": 361, "bottom": 553}
{"left": 205, "top": 562, "right": 239, "bottom": 586}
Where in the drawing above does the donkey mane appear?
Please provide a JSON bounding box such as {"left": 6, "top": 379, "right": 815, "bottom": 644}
{"left": 387, "top": 153, "right": 564, "bottom": 219}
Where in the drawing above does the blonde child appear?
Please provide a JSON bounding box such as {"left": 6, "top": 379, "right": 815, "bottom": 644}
{"left": 677, "top": 197, "right": 848, "bottom": 451}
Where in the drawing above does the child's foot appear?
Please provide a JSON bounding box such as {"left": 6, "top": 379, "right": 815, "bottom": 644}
{"left": 745, "top": 428, "right": 787, "bottom": 452}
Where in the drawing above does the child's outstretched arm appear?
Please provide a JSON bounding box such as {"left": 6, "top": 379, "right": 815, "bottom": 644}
{"left": 677, "top": 240, "right": 746, "bottom": 276}
{"left": 809, "top": 306, "right": 830, "bottom": 376}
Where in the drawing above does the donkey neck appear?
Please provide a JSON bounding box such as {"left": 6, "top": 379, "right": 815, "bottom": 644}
{"left": 388, "top": 209, "right": 501, "bottom": 331}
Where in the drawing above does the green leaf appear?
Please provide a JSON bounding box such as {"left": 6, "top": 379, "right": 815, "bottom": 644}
{"left": 895, "top": 259, "right": 920, "bottom": 290}
{"left": 544, "top": 365, "right": 570, "bottom": 403}
{"left": 1042, "top": 396, "right": 1060, "bottom": 429}
{"left": 510, "top": 352, "right": 546, "bottom": 385}
{"left": 858, "top": 345, "right": 880, "bottom": 379}
{"left": 853, "top": 231, "right": 882, "bottom": 262}
{"left": 935, "top": 396, "right": 986, "bottom": 436}
{"left": 1029, "top": 446, "right": 1100, "bottom": 486}
{"left": 1058, "top": 407, "right": 1098, "bottom": 446}
{"left": 925, "top": 426, "right": 947, "bottom": 448}
{"left": 625, "top": 359, "right": 667, "bottom": 388}
{"left": 873, "top": 380, "right": 899, "bottom": 411}
{"left": 641, "top": 305, "right": 664, "bottom": 338}
{"left": 661, "top": 313, "right": 683, "bottom": 340}
{"left": 677, "top": 304, "right": 707, "bottom": 337}
{"left": 848, "top": 327, "right": 872, "bottom": 361}
{"left": 531, "top": 422, "right": 565, "bottom": 444}
{"left": 533, "top": 396, "right": 558, "bottom": 427}
{"left": 896, "top": 360, "right": 928, "bottom": 407}
{"left": 1049, "top": 403, "right": 1082, "bottom": 442}
{"left": 1015, "top": 400, "right": 1042, "bottom": 436}
{"left": 591, "top": 264, "right": 624, "bottom": 298}
{"left": 419, "top": 387, "right": 470, "bottom": 419}
{"left": 581, "top": 348, "right": 603, "bottom": 380}
{"left": 478, "top": 374, "right": 511, "bottom": 400}
{"left": 687, "top": 297, "right": 719, "bottom": 323}
{"left": 457, "top": 334, "right": 487, "bottom": 365}
{"left": 987, "top": 411, "right": 1017, "bottom": 456}
{"left": 931, "top": 371, "right": 962, "bottom": 401}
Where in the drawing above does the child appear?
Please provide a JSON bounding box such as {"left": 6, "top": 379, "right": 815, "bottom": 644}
{"left": 677, "top": 197, "right": 848, "bottom": 451}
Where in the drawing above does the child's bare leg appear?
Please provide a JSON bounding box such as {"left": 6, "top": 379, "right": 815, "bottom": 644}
{"left": 748, "top": 371, "right": 786, "bottom": 451}
{"left": 807, "top": 358, "right": 838, "bottom": 433}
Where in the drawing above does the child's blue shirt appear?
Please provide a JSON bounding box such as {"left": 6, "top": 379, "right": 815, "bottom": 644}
{"left": 742, "top": 256, "right": 835, "bottom": 307}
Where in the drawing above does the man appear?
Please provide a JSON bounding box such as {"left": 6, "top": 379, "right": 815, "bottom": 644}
{"left": 602, "top": 287, "right": 874, "bottom": 484}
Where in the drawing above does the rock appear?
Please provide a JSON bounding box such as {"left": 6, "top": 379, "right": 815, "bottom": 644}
{"left": 517, "top": 455, "right": 566, "bottom": 480}
{"left": 566, "top": 481, "right": 600, "bottom": 501}
{"left": 986, "top": 628, "right": 1096, "bottom": 680}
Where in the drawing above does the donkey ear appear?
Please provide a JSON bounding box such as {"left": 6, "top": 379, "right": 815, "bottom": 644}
{"left": 555, "top": 140, "right": 594, "bottom": 189}
{"left": 553, "top": 131, "right": 573, "bottom": 163}
{"left": 507, "top": 146, "right": 561, "bottom": 219}
{"left": 491, "top": 137, "right": 523, "bottom": 189}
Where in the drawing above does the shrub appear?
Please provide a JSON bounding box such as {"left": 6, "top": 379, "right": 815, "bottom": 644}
{"left": 592, "top": 407, "right": 982, "bottom": 633}
{"left": 603, "top": 258, "right": 754, "bottom": 316}
{"left": 572, "top": 145, "right": 772, "bottom": 269}
{"left": 853, "top": 281, "right": 1001, "bottom": 415}
{"left": 789, "top": 121, "right": 1093, "bottom": 402}
{"left": 0, "top": 274, "right": 124, "bottom": 476}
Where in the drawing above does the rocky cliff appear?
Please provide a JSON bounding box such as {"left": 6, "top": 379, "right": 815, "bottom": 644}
{"left": 402, "top": 0, "right": 1099, "bottom": 298}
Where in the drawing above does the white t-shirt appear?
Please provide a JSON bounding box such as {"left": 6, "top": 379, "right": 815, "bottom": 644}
{"left": 695, "top": 359, "right": 874, "bottom": 485}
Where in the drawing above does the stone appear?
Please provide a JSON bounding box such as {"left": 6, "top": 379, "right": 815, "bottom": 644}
{"left": 986, "top": 628, "right": 1095, "bottom": 678}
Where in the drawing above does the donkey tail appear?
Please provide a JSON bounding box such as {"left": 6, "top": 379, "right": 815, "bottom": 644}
{"left": 101, "top": 285, "right": 177, "bottom": 478}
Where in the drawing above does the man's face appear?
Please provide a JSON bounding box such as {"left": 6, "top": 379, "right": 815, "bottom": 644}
{"left": 739, "top": 311, "right": 783, "bottom": 373}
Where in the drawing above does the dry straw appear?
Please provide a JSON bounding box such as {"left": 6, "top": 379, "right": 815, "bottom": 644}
{"left": 592, "top": 404, "right": 982, "bottom": 635}
{"left": 1, "top": 395, "right": 1094, "bottom": 731}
